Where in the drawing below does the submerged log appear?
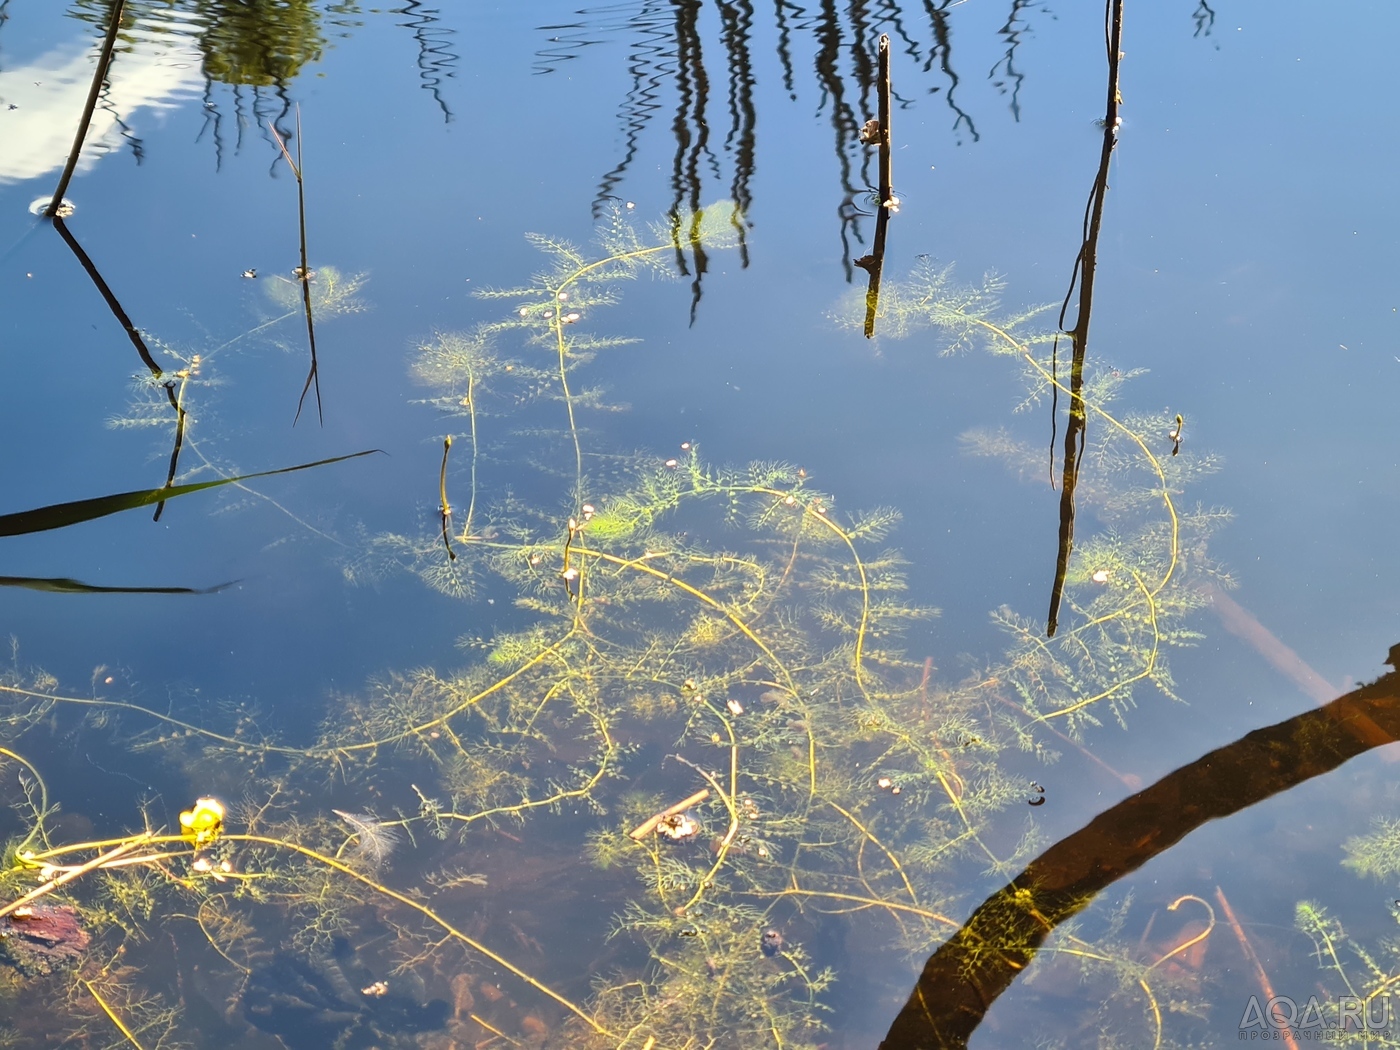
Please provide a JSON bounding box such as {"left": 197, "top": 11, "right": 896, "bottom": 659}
{"left": 0, "top": 903, "right": 91, "bottom": 976}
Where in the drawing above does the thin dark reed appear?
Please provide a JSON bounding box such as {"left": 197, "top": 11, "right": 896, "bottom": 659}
{"left": 856, "top": 34, "right": 894, "bottom": 338}
{"left": 1046, "top": 0, "right": 1124, "bottom": 637}
{"left": 47, "top": 0, "right": 126, "bottom": 216}
{"left": 269, "top": 109, "right": 322, "bottom": 426}
{"left": 155, "top": 405, "right": 188, "bottom": 522}
{"left": 439, "top": 436, "right": 456, "bottom": 562}
{"left": 50, "top": 217, "right": 185, "bottom": 518}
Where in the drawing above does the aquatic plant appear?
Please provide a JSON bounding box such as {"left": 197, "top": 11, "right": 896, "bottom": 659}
{"left": 1343, "top": 818, "right": 1400, "bottom": 882}
{"left": 835, "top": 257, "right": 1230, "bottom": 736}
{"left": 0, "top": 209, "right": 1227, "bottom": 1049}
{"left": 1291, "top": 902, "right": 1400, "bottom": 1045}
{"left": 1015, "top": 894, "right": 1215, "bottom": 1050}
{"left": 1285, "top": 817, "right": 1400, "bottom": 1045}
{"left": 107, "top": 263, "right": 367, "bottom": 543}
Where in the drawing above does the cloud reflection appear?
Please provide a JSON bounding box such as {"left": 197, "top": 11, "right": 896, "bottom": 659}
{"left": 0, "top": 28, "right": 202, "bottom": 185}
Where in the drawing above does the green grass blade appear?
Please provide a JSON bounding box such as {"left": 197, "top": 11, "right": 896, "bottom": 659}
{"left": 0, "top": 450, "right": 382, "bottom": 538}
{"left": 0, "top": 576, "right": 232, "bottom": 595}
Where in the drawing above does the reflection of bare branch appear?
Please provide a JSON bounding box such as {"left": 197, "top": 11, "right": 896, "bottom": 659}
{"left": 396, "top": 1, "right": 458, "bottom": 123}
{"left": 593, "top": 1, "right": 671, "bottom": 215}
{"left": 47, "top": 0, "right": 125, "bottom": 213}
{"left": 922, "top": 0, "right": 979, "bottom": 143}
{"left": 774, "top": 0, "right": 801, "bottom": 97}
{"left": 668, "top": 0, "right": 713, "bottom": 322}
{"left": 877, "top": 0, "right": 927, "bottom": 66}
{"left": 1193, "top": 0, "right": 1217, "bottom": 37}
{"left": 813, "top": 0, "right": 865, "bottom": 279}
{"left": 988, "top": 0, "right": 1037, "bottom": 121}
{"left": 718, "top": 0, "right": 757, "bottom": 266}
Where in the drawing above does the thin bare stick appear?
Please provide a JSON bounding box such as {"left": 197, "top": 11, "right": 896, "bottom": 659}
{"left": 153, "top": 403, "right": 186, "bottom": 522}
{"left": 470, "top": 1013, "right": 521, "bottom": 1046}
{"left": 49, "top": 214, "right": 185, "bottom": 510}
{"left": 1215, "top": 885, "right": 1299, "bottom": 1049}
{"left": 876, "top": 32, "right": 893, "bottom": 213}
{"left": 1205, "top": 583, "right": 1336, "bottom": 704}
{"left": 49, "top": 218, "right": 161, "bottom": 376}
{"left": 0, "top": 833, "right": 152, "bottom": 919}
{"left": 48, "top": 0, "right": 126, "bottom": 216}
{"left": 1047, "top": 0, "right": 1125, "bottom": 637}
{"left": 855, "top": 34, "right": 894, "bottom": 338}
{"left": 439, "top": 436, "right": 456, "bottom": 561}
{"left": 269, "top": 110, "right": 321, "bottom": 425}
{"left": 628, "top": 788, "right": 710, "bottom": 840}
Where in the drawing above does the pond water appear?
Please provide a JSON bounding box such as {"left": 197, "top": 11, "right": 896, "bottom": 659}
{"left": 1, "top": 2, "right": 1398, "bottom": 1047}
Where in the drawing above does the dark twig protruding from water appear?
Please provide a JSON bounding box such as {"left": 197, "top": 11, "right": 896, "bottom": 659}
{"left": 269, "top": 110, "right": 321, "bottom": 426}
{"left": 50, "top": 219, "right": 163, "bottom": 380}
{"left": 49, "top": 217, "right": 184, "bottom": 517}
{"left": 855, "top": 35, "right": 895, "bottom": 338}
{"left": 43, "top": 0, "right": 185, "bottom": 517}
{"left": 47, "top": 0, "right": 125, "bottom": 217}
{"left": 154, "top": 403, "right": 187, "bottom": 522}
{"left": 439, "top": 436, "right": 456, "bottom": 562}
{"left": 1046, "top": 0, "right": 1124, "bottom": 638}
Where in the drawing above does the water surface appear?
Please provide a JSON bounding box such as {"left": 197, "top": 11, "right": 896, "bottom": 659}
{"left": 1, "top": 3, "right": 1398, "bottom": 1047}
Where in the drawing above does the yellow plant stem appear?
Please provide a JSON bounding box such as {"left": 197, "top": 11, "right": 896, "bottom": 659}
{"left": 1147, "top": 894, "right": 1215, "bottom": 971}
{"left": 571, "top": 546, "right": 804, "bottom": 717}
{"left": 747, "top": 484, "right": 875, "bottom": 702}
{"left": 471, "top": 1012, "right": 521, "bottom": 1045}
{"left": 546, "top": 242, "right": 673, "bottom": 496}
{"left": 749, "top": 888, "right": 958, "bottom": 929}
{"left": 190, "top": 898, "right": 252, "bottom": 973}
{"left": 27, "top": 793, "right": 617, "bottom": 1040}
{"left": 672, "top": 751, "right": 740, "bottom": 913}
{"left": 5, "top": 612, "right": 575, "bottom": 766}
{"left": 821, "top": 799, "right": 920, "bottom": 908}
{"left": 456, "top": 366, "right": 479, "bottom": 540}
{"left": 2, "top": 833, "right": 153, "bottom": 919}
{"left": 83, "top": 979, "right": 147, "bottom": 1050}
{"left": 38, "top": 850, "right": 185, "bottom": 874}
{"left": 0, "top": 681, "right": 308, "bottom": 758}
{"left": 0, "top": 746, "right": 50, "bottom": 854}
{"left": 432, "top": 707, "right": 616, "bottom": 829}
{"left": 1045, "top": 938, "right": 1163, "bottom": 1050}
